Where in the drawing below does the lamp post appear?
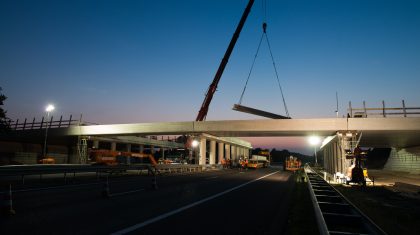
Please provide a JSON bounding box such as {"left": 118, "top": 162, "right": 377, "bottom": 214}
{"left": 43, "top": 104, "right": 55, "bottom": 158}
{"left": 308, "top": 136, "right": 321, "bottom": 166}
{"left": 191, "top": 139, "right": 199, "bottom": 164}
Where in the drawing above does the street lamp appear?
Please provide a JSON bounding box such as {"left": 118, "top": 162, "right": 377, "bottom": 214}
{"left": 43, "top": 104, "right": 55, "bottom": 158}
{"left": 191, "top": 140, "right": 199, "bottom": 164}
{"left": 308, "top": 136, "right": 321, "bottom": 166}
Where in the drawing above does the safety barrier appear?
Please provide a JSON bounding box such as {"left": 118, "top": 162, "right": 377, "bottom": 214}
{"left": 0, "top": 164, "right": 210, "bottom": 186}
{"left": 305, "top": 165, "right": 386, "bottom": 235}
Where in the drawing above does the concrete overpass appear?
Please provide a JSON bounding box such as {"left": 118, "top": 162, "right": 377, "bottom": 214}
{"left": 57, "top": 117, "right": 420, "bottom": 148}
{"left": 3, "top": 117, "right": 420, "bottom": 173}
{"left": 57, "top": 117, "right": 420, "bottom": 173}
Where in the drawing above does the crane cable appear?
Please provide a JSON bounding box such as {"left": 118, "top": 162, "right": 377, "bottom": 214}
{"left": 238, "top": 31, "right": 264, "bottom": 105}
{"left": 238, "top": 0, "right": 290, "bottom": 118}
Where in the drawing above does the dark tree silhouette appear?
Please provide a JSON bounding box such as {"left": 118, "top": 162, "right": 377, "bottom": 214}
{"left": 0, "top": 87, "right": 10, "bottom": 132}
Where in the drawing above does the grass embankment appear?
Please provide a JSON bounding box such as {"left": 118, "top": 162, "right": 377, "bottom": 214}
{"left": 335, "top": 185, "right": 420, "bottom": 235}
{"left": 286, "top": 170, "right": 318, "bottom": 235}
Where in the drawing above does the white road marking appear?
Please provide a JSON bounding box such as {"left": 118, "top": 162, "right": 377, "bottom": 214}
{"left": 111, "top": 170, "right": 279, "bottom": 235}
{"left": 205, "top": 176, "right": 218, "bottom": 180}
{"left": 110, "top": 188, "right": 145, "bottom": 197}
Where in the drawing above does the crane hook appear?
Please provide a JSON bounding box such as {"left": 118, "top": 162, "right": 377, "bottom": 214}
{"left": 262, "top": 22, "right": 267, "bottom": 33}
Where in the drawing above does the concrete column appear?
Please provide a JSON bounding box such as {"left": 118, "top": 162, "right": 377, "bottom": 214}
{"left": 161, "top": 147, "right": 165, "bottom": 159}
{"left": 199, "top": 138, "right": 207, "bottom": 165}
{"left": 194, "top": 147, "right": 199, "bottom": 164}
{"left": 126, "top": 144, "right": 132, "bottom": 164}
{"left": 337, "top": 142, "right": 343, "bottom": 173}
{"left": 68, "top": 145, "right": 79, "bottom": 164}
{"left": 111, "top": 142, "right": 116, "bottom": 151}
{"left": 218, "top": 142, "right": 224, "bottom": 164}
{"left": 93, "top": 140, "right": 99, "bottom": 149}
{"left": 323, "top": 148, "right": 328, "bottom": 170}
{"left": 225, "top": 144, "right": 231, "bottom": 160}
{"left": 139, "top": 145, "right": 144, "bottom": 153}
{"left": 231, "top": 145, "right": 237, "bottom": 161}
{"left": 210, "top": 140, "right": 216, "bottom": 165}
{"left": 150, "top": 145, "right": 155, "bottom": 155}
{"left": 189, "top": 149, "right": 193, "bottom": 162}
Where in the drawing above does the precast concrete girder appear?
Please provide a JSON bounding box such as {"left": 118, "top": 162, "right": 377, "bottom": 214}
{"left": 11, "top": 117, "right": 420, "bottom": 149}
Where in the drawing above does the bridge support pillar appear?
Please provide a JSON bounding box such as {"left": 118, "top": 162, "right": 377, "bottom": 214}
{"left": 161, "top": 147, "right": 165, "bottom": 159}
{"left": 93, "top": 140, "right": 99, "bottom": 149}
{"left": 218, "top": 142, "right": 224, "bottom": 164}
{"left": 231, "top": 145, "right": 237, "bottom": 162}
{"left": 199, "top": 138, "right": 207, "bottom": 165}
{"left": 126, "top": 144, "right": 131, "bottom": 164}
{"left": 225, "top": 144, "right": 231, "bottom": 160}
{"left": 150, "top": 145, "right": 155, "bottom": 155}
{"left": 210, "top": 140, "right": 216, "bottom": 165}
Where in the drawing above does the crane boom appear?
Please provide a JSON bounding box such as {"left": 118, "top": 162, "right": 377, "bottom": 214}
{"left": 196, "top": 0, "right": 255, "bottom": 121}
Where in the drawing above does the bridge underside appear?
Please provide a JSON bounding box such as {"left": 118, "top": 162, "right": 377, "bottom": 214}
{"left": 3, "top": 117, "right": 420, "bottom": 167}
{"left": 51, "top": 117, "right": 420, "bottom": 149}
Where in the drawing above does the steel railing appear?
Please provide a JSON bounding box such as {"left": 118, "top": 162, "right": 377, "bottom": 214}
{"left": 348, "top": 100, "right": 420, "bottom": 118}
{"left": 304, "top": 165, "right": 387, "bottom": 235}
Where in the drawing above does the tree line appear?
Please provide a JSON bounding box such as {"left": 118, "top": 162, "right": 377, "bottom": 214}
{"left": 252, "top": 147, "right": 315, "bottom": 164}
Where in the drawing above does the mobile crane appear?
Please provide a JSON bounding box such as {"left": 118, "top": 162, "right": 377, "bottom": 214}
{"left": 195, "top": 0, "right": 255, "bottom": 121}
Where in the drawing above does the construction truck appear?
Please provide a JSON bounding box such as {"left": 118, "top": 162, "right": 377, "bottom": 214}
{"left": 249, "top": 154, "right": 269, "bottom": 168}
{"left": 284, "top": 156, "right": 301, "bottom": 172}
{"left": 89, "top": 149, "right": 157, "bottom": 166}
{"left": 345, "top": 146, "right": 369, "bottom": 186}
{"left": 247, "top": 159, "right": 264, "bottom": 169}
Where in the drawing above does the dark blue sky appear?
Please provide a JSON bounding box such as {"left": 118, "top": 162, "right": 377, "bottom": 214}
{"left": 1, "top": 0, "right": 419, "bottom": 153}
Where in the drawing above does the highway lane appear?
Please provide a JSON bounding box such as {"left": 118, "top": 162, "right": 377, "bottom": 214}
{"left": 1, "top": 168, "right": 294, "bottom": 234}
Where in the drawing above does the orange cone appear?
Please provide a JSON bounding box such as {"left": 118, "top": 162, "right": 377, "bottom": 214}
{"left": 2, "top": 184, "right": 16, "bottom": 216}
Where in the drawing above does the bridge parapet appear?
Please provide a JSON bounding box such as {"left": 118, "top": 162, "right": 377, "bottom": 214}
{"left": 348, "top": 100, "right": 420, "bottom": 118}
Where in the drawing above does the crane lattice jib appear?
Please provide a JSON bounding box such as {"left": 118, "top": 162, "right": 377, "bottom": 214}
{"left": 196, "top": 0, "right": 255, "bottom": 121}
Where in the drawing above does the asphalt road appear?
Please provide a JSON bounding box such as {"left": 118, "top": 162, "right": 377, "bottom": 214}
{"left": 1, "top": 167, "right": 294, "bottom": 235}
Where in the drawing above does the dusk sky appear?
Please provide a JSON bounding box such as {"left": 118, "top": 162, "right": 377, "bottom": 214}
{"left": 1, "top": 0, "right": 419, "bottom": 154}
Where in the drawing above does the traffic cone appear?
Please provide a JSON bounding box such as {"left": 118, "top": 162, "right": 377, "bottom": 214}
{"left": 151, "top": 174, "right": 158, "bottom": 190}
{"left": 2, "top": 184, "right": 16, "bottom": 216}
{"left": 102, "top": 178, "right": 110, "bottom": 198}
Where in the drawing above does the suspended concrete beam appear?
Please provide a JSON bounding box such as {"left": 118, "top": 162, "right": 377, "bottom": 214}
{"left": 232, "top": 104, "right": 290, "bottom": 119}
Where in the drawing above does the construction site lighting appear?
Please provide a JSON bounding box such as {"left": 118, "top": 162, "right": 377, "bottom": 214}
{"left": 308, "top": 136, "right": 321, "bottom": 146}
{"left": 192, "top": 140, "right": 199, "bottom": 148}
{"left": 46, "top": 104, "right": 55, "bottom": 112}
{"left": 43, "top": 104, "right": 55, "bottom": 158}
{"left": 308, "top": 136, "right": 321, "bottom": 166}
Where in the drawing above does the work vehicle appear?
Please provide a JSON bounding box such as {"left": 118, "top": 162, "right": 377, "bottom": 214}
{"left": 247, "top": 159, "right": 264, "bottom": 169}
{"left": 284, "top": 156, "right": 301, "bottom": 172}
{"left": 89, "top": 149, "right": 157, "bottom": 166}
{"left": 251, "top": 154, "right": 269, "bottom": 167}
{"left": 38, "top": 157, "right": 55, "bottom": 164}
{"left": 345, "top": 146, "right": 368, "bottom": 185}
